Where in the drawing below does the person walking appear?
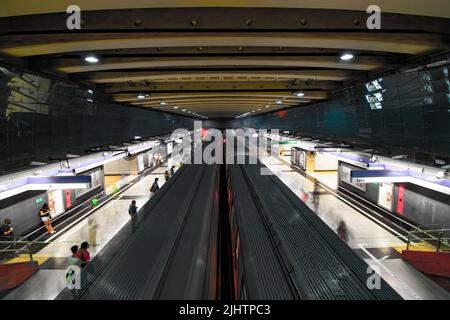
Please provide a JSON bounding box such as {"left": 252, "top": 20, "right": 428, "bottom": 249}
{"left": 128, "top": 200, "right": 138, "bottom": 232}
{"left": 150, "top": 178, "right": 159, "bottom": 196}
{"left": 170, "top": 166, "right": 175, "bottom": 176}
{"left": 39, "top": 203, "right": 55, "bottom": 234}
{"left": 164, "top": 170, "right": 170, "bottom": 182}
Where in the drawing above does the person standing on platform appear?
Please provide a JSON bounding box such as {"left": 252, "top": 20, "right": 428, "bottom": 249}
{"left": 164, "top": 170, "right": 170, "bottom": 182}
{"left": 0, "top": 218, "right": 17, "bottom": 257}
{"left": 170, "top": 166, "right": 175, "bottom": 176}
{"left": 39, "top": 203, "right": 55, "bottom": 234}
{"left": 150, "top": 178, "right": 160, "bottom": 196}
{"left": 128, "top": 200, "right": 138, "bottom": 232}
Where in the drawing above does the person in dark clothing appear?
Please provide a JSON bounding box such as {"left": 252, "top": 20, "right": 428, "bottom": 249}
{"left": 128, "top": 200, "right": 138, "bottom": 232}
{"left": 170, "top": 166, "right": 175, "bottom": 176}
{"left": 0, "top": 218, "right": 14, "bottom": 239}
{"left": 150, "top": 178, "right": 160, "bottom": 195}
{"left": 0, "top": 218, "right": 17, "bottom": 257}
{"left": 164, "top": 170, "right": 170, "bottom": 182}
{"left": 337, "top": 220, "right": 348, "bottom": 244}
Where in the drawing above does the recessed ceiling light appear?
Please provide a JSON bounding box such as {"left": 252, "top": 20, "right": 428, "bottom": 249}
{"left": 182, "top": 109, "right": 186, "bottom": 112}
{"left": 160, "top": 101, "right": 166, "bottom": 105}
{"left": 173, "top": 106, "right": 178, "bottom": 109}
{"left": 84, "top": 56, "right": 99, "bottom": 63}
{"left": 265, "top": 105, "right": 270, "bottom": 108}
{"left": 257, "top": 108, "right": 262, "bottom": 111}
{"left": 276, "top": 100, "right": 283, "bottom": 104}
{"left": 295, "top": 91, "right": 305, "bottom": 97}
{"left": 340, "top": 53, "right": 354, "bottom": 61}
{"left": 137, "top": 93, "right": 146, "bottom": 99}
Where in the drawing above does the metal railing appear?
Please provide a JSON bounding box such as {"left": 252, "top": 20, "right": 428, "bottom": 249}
{"left": 0, "top": 237, "right": 34, "bottom": 263}
{"left": 405, "top": 228, "right": 450, "bottom": 252}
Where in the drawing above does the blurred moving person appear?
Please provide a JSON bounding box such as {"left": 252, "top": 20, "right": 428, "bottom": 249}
{"left": 88, "top": 217, "right": 98, "bottom": 247}
{"left": 337, "top": 220, "right": 349, "bottom": 244}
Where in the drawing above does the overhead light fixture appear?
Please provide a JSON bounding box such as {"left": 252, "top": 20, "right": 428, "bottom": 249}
{"left": 160, "top": 101, "right": 167, "bottom": 105}
{"left": 84, "top": 56, "right": 99, "bottom": 63}
{"left": 182, "top": 109, "right": 186, "bottom": 112}
{"left": 340, "top": 53, "right": 354, "bottom": 61}
{"left": 87, "top": 89, "right": 94, "bottom": 95}
{"left": 257, "top": 108, "right": 262, "bottom": 111}
{"left": 137, "top": 93, "right": 146, "bottom": 99}
{"left": 295, "top": 91, "right": 305, "bottom": 97}
{"left": 173, "top": 106, "right": 178, "bottom": 109}
{"left": 86, "top": 98, "right": 94, "bottom": 103}
{"left": 265, "top": 105, "right": 270, "bottom": 108}
{"left": 276, "top": 100, "right": 283, "bottom": 104}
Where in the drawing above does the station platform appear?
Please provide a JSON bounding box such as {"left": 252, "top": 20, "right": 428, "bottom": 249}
{"left": 257, "top": 150, "right": 450, "bottom": 300}
{"left": 0, "top": 159, "right": 179, "bottom": 300}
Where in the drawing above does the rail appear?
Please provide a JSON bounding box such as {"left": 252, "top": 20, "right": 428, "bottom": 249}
{"left": 406, "top": 228, "right": 450, "bottom": 252}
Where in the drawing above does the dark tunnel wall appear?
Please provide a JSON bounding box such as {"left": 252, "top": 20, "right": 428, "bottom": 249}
{"left": 244, "top": 62, "right": 450, "bottom": 159}
{"left": 0, "top": 66, "right": 194, "bottom": 173}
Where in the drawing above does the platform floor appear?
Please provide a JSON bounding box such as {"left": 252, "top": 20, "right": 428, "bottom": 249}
{"left": 258, "top": 150, "right": 450, "bottom": 300}
{"left": 2, "top": 161, "right": 178, "bottom": 300}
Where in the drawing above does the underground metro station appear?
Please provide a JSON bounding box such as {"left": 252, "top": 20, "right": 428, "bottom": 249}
{"left": 0, "top": 1, "right": 449, "bottom": 306}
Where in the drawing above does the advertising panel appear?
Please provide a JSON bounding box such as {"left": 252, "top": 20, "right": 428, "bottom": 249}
{"left": 148, "top": 151, "right": 154, "bottom": 168}
{"left": 378, "top": 182, "right": 394, "bottom": 211}
{"left": 137, "top": 154, "right": 145, "bottom": 173}
{"left": 47, "top": 189, "right": 65, "bottom": 218}
{"left": 65, "top": 190, "right": 72, "bottom": 208}
{"left": 291, "top": 148, "right": 307, "bottom": 171}
{"left": 396, "top": 184, "right": 405, "bottom": 215}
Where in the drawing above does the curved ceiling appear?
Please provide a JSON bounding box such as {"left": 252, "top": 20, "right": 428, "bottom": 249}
{"left": 0, "top": 4, "right": 448, "bottom": 118}
{"left": 1, "top": 0, "right": 450, "bottom": 18}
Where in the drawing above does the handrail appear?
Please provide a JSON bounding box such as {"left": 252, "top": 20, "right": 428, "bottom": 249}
{"left": 408, "top": 228, "right": 450, "bottom": 234}
{"left": 0, "top": 237, "right": 34, "bottom": 262}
